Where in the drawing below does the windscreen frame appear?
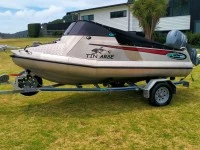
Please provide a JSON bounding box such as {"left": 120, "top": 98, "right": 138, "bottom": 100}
{"left": 63, "top": 21, "right": 114, "bottom": 37}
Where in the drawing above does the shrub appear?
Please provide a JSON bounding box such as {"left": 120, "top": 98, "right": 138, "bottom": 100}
{"left": 153, "top": 31, "right": 200, "bottom": 46}
{"left": 186, "top": 32, "right": 200, "bottom": 46}
{"left": 28, "top": 23, "right": 41, "bottom": 38}
{"left": 152, "top": 32, "right": 166, "bottom": 44}
{"left": 52, "top": 31, "right": 64, "bottom": 37}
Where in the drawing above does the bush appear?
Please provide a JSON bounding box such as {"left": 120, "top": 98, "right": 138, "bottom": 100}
{"left": 52, "top": 31, "right": 64, "bottom": 37}
{"left": 153, "top": 31, "right": 200, "bottom": 46}
{"left": 28, "top": 23, "right": 41, "bottom": 38}
{"left": 152, "top": 32, "right": 166, "bottom": 44}
{"left": 186, "top": 32, "right": 200, "bottom": 46}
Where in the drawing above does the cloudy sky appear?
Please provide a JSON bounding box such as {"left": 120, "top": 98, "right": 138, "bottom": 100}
{"left": 0, "top": 0, "right": 127, "bottom": 33}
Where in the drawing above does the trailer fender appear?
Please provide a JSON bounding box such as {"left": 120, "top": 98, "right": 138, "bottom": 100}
{"left": 143, "top": 79, "right": 176, "bottom": 99}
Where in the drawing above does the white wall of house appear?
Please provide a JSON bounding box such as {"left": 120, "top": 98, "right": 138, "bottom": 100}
{"left": 158, "top": 15, "right": 191, "bottom": 31}
{"left": 79, "top": 5, "right": 129, "bottom": 31}
{"left": 79, "top": 5, "right": 191, "bottom": 32}
{"left": 131, "top": 14, "right": 191, "bottom": 32}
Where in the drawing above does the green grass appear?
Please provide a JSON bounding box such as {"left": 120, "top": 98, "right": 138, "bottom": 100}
{"left": 0, "top": 38, "right": 200, "bottom": 149}
{"left": 0, "top": 37, "right": 57, "bottom": 48}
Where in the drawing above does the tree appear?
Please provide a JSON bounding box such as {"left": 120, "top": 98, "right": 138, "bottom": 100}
{"left": 63, "top": 13, "right": 78, "bottom": 23}
{"left": 48, "top": 19, "right": 64, "bottom": 24}
{"left": 131, "top": 0, "right": 167, "bottom": 40}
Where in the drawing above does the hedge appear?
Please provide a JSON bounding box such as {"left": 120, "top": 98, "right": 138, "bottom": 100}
{"left": 152, "top": 32, "right": 166, "bottom": 44}
{"left": 186, "top": 32, "right": 200, "bottom": 46}
{"left": 153, "top": 31, "right": 200, "bottom": 46}
{"left": 52, "top": 31, "right": 64, "bottom": 37}
{"left": 28, "top": 23, "right": 41, "bottom": 38}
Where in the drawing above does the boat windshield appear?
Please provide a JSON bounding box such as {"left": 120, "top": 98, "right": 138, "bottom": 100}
{"left": 64, "top": 22, "right": 76, "bottom": 35}
{"left": 63, "top": 21, "right": 114, "bottom": 37}
{"left": 64, "top": 21, "right": 180, "bottom": 50}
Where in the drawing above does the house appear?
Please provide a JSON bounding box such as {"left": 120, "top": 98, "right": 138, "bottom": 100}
{"left": 67, "top": 0, "right": 200, "bottom": 33}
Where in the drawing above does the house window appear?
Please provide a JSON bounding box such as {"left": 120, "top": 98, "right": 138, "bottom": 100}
{"left": 166, "top": 0, "right": 190, "bottom": 17}
{"left": 166, "top": 0, "right": 173, "bottom": 16}
{"left": 110, "top": 10, "right": 127, "bottom": 19}
{"left": 81, "top": 15, "right": 94, "bottom": 21}
{"left": 181, "top": 0, "right": 190, "bottom": 15}
{"left": 195, "top": 20, "right": 200, "bottom": 33}
{"left": 173, "top": 0, "right": 181, "bottom": 16}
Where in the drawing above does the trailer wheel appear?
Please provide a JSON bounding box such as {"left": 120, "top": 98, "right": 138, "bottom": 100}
{"left": 149, "top": 83, "right": 172, "bottom": 106}
{"left": 19, "top": 75, "right": 43, "bottom": 96}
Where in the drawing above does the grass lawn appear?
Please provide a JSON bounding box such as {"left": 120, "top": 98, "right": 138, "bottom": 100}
{"left": 0, "top": 38, "right": 200, "bottom": 149}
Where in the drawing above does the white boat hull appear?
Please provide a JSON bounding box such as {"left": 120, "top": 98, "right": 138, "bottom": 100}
{"left": 12, "top": 56, "right": 192, "bottom": 84}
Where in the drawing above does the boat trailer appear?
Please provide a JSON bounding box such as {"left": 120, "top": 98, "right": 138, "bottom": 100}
{"left": 0, "top": 74, "right": 189, "bottom": 106}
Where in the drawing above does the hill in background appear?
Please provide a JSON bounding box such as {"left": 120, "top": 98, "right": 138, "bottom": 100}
{"left": 0, "top": 30, "right": 28, "bottom": 39}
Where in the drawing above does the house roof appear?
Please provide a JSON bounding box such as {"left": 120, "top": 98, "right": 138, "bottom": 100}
{"left": 67, "top": 1, "right": 132, "bottom": 14}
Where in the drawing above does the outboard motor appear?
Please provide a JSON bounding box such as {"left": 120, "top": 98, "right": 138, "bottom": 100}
{"left": 166, "top": 30, "right": 200, "bottom": 66}
{"left": 166, "top": 30, "right": 187, "bottom": 49}
{"left": 186, "top": 45, "right": 199, "bottom": 66}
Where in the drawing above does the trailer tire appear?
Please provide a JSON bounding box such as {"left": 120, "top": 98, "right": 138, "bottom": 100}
{"left": 20, "top": 75, "right": 43, "bottom": 96}
{"left": 149, "top": 82, "right": 173, "bottom": 106}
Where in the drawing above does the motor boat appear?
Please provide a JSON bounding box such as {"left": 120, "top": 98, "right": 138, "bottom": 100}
{"left": 11, "top": 21, "right": 199, "bottom": 87}
{"left": 0, "top": 20, "right": 198, "bottom": 106}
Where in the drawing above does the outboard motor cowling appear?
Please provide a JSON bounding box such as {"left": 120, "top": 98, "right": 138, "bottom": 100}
{"left": 166, "top": 30, "right": 187, "bottom": 49}
{"left": 166, "top": 30, "right": 199, "bottom": 66}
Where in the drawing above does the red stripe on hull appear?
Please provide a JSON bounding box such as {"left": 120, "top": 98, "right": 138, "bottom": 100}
{"left": 91, "top": 44, "right": 172, "bottom": 55}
